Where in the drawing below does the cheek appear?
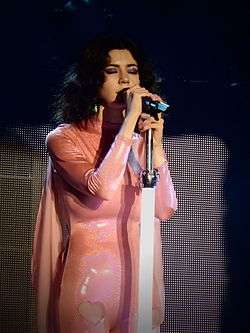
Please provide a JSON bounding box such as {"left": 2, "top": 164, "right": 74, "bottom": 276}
{"left": 133, "top": 75, "right": 140, "bottom": 85}
{"left": 99, "top": 80, "right": 117, "bottom": 101}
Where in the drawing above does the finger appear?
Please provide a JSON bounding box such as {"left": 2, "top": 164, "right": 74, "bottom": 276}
{"left": 140, "top": 115, "right": 164, "bottom": 125}
{"left": 126, "top": 85, "right": 148, "bottom": 95}
{"left": 142, "top": 119, "right": 157, "bottom": 127}
{"left": 140, "top": 113, "right": 151, "bottom": 118}
{"left": 138, "top": 120, "right": 162, "bottom": 131}
{"left": 141, "top": 116, "right": 163, "bottom": 125}
{"left": 140, "top": 115, "right": 156, "bottom": 123}
{"left": 151, "top": 94, "right": 163, "bottom": 102}
{"left": 139, "top": 122, "right": 163, "bottom": 132}
{"left": 127, "top": 86, "right": 158, "bottom": 99}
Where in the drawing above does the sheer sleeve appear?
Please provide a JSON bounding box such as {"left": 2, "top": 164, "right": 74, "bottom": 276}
{"left": 46, "top": 129, "right": 133, "bottom": 200}
{"left": 133, "top": 135, "right": 177, "bottom": 221}
{"left": 155, "top": 161, "right": 178, "bottom": 220}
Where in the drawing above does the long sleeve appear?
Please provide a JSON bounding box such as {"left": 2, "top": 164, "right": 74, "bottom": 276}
{"left": 131, "top": 134, "right": 177, "bottom": 220}
{"left": 155, "top": 161, "right": 178, "bottom": 220}
{"left": 46, "top": 129, "right": 133, "bottom": 200}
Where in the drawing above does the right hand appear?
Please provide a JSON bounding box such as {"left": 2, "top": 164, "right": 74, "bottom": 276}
{"left": 124, "top": 85, "right": 161, "bottom": 119}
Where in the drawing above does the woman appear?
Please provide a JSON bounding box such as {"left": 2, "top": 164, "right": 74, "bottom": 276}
{"left": 32, "top": 35, "right": 177, "bottom": 333}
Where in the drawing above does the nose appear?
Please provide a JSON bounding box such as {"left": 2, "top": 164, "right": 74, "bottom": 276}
{"left": 119, "top": 71, "right": 130, "bottom": 84}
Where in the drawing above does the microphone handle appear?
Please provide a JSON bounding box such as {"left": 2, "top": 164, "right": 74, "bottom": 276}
{"left": 142, "top": 97, "right": 170, "bottom": 112}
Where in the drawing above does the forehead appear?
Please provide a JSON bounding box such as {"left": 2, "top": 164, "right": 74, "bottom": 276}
{"left": 107, "top": 49, "right": 137, "bottom": 65}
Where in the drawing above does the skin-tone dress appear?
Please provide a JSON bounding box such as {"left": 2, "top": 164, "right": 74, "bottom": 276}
{"left": 32, "top": 116, "right": 177, "bottom": 333}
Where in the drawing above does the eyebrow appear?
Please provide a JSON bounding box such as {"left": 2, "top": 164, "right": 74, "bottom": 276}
{"left": 106, "top": 63, "right": 138, "bottom": 67}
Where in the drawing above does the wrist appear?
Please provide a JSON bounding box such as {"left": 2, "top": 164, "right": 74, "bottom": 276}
{"left": 153, "top": 156, "right": 166, "bottom": 168}
{"left": 118, "top": 112, "right": 139, "bottom": 139}
{"left": 153, "top": 144, "right": 166, "bottom": 168}
{"left": 153, "top": 142, "right": 163, "bottom": 149}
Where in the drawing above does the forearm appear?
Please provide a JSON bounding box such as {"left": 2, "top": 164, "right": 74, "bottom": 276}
{"left": 88, "top": 134, "right": 132, "bottom": 199}
{"left": 47, "top": 129, "right": 133, "bottom": 200}
{"left": 155, "top": 162, "right": 177, "bottom": 220}
{"left": 118, "top": 111, "right": 139, "bottom": 139}
{"left": 153, "top": 143, "right": 167, "bottom": 168}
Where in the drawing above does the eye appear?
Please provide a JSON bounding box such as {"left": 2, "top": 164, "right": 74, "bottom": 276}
{"left": 128, "top": 67, "right": 138, "bottom": 74}
{"left": 104, "top": 67, "right": 117, "bottom": 74}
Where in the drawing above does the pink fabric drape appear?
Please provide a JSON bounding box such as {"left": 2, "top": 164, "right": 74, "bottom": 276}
{"left": 31, "top": 118, "right": 177, "bottom": 332}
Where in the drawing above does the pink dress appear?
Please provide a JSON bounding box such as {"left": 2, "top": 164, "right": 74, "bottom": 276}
{"left": 32, "top": 116, "right": 177, "bottom": 333}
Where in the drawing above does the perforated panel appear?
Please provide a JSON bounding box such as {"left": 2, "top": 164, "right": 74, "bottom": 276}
{"left": 161, "top": 135, "right": 229, "bottom": 333}
{"left": 0, "top": 124, "right": 52, "bottom": 333}
{"left": 0, "top": 126, "right": 229, "bottom": 333}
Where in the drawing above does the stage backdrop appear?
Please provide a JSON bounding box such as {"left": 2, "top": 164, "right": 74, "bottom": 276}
{"left": 0, "top": 124, "right": 229, "bottom": 333}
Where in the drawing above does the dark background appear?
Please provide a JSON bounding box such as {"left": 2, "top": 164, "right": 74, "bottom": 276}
{"left": 1, "top": 0, "right": 250, "bottom": 332}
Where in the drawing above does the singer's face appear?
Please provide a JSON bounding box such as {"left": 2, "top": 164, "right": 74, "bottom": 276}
{"left": 99, "top": 49, "right": 140, "bottom": 107}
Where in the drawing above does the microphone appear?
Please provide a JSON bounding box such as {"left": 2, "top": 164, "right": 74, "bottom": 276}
{"left": 142, "top": 97, "right": 170, "bottom": 113}
{"left": 117, "top": 88, "right": 171, "bottom": 119}
{"left": 142, "top": 97, "right": 170, "bottom": 120}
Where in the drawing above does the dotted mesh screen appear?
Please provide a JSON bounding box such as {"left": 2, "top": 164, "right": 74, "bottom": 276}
{"left": 0, "top": 125, "right": 229, "bottom": 333}
{"left": 161, "top": 135, "right": 229, "bottom": 333}
{"left": 0, "top": 124, "right": 52, "bottom": 333}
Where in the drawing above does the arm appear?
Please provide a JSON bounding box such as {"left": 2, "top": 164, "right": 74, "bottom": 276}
{"left": 138, "top": 111, "right": 177, "bottom": 220}
{"left": 153, "top": 132, "right": 177, "bottom": 220}
{"left": 154, "top": 160, "right": 177, "bottom": 220}
{"left": 137, "top": 139, "right": 177, "bottom": 220}
{"left": 46, "top": 86, "right": 160, "bottom": 200}
{"left": 47, "top": 129, "right": 133, "bottom": 200}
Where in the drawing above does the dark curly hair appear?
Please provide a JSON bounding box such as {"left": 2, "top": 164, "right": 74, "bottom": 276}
{"left": 53, "top": 34, "right": 163, "bottom": 124}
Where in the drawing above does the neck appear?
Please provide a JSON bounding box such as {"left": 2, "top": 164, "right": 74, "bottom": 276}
{"left": 98, "top": 105, "right": 125, "bottom": 124}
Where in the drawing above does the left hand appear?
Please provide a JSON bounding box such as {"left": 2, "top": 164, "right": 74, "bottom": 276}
{"left": 137, "top": 112, "right": 164, "bottom": 146}
{"left": 137, "top": 93, "right": 165, "bottom": 146}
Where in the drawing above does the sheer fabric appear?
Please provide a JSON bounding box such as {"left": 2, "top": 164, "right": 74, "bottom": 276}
{"left": 32, "top": 117, "right": 177, "bottom": 332}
